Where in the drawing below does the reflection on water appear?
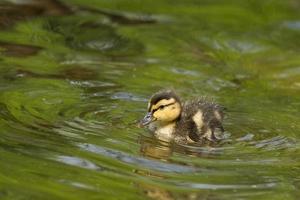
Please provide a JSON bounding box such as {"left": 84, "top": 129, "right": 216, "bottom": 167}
{"left": 0, "top": 0, "right": 300, "bottom": 199}
{"left": 56, "top": 155, "right": 101, "bottom": 170}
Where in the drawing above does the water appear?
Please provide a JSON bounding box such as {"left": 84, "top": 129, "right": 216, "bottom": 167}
{"left": 0, "top": 0, "right": 300, "bottom": 199}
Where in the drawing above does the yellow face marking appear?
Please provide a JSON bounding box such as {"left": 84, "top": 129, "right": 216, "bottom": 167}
{"left": 152, "top": 101, "right": 181, "bottom": 122}
{"left": 150, "top": 98, "right": 176, "bottom": 112}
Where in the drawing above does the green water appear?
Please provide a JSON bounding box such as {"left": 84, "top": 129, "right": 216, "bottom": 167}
{"left": 0, "top": 0, "right": 300, "bottom": 199}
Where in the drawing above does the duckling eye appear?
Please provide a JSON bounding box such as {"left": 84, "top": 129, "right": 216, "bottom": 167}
{"left": 159, "top": 105, "right": 165, "bottom": 110}
{"left": 152, "top": 102, "right": 175, "bottom": 113}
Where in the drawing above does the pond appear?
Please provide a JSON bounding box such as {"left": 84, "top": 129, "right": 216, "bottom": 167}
{"left": 0, "top": 0, "right": 299, "bottom": 199}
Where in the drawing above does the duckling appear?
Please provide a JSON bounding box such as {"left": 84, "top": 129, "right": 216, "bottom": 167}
{"left": 139, "top": 90, "right": 225, "bottom": 144}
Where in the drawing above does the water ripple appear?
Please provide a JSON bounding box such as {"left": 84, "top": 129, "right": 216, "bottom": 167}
{"left": 111, "top": 92, "right": 147, "bottom": 102}
{"left": 69, "top": 80, "right": 116, "bottom": 88}
{"left": 56, "top": 155, "right": 101, "bottom": 170}
{"left": 250, "top": 136, "right": 296, "bottom": 151}
{"left": 282, "top": 20, "right": 300, "bottom": 31}
{"left": 54, "top": 117, "right": 106, "bottom": 139}
{"left": 176, "top": 182, "right": 277, "bottom": 190}
{"left": 78, "top": 143, "right": 197, "bottom": 173}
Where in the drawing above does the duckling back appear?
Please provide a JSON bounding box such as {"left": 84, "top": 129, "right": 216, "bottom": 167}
{"left": 176, "top": 98, "right": 224, "bottom": 142}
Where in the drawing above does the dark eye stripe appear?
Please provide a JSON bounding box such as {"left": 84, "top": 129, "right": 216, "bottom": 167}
{"left": 152, "top": 102, "right": 175, "bottom": 113}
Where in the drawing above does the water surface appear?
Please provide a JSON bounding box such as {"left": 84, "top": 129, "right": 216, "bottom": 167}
{"left": 0, "top": 0, "right": 300, "bottom": 199}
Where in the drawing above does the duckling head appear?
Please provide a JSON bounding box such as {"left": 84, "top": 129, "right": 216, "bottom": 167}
{"left": 140, "top": 90, "right": 181, "bottom": 127}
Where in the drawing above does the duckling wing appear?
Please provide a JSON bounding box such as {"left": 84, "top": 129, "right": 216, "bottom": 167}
{"left": 182, "top": 98, "right": 225, "bottom": 141}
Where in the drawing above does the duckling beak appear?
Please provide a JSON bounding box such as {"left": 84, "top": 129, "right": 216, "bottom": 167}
{"left": 139, "top": 112, "right": 155, "bottom": 127}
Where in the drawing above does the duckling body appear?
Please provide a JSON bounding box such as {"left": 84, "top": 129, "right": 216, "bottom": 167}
{"left": 139, "top": 90, "right": 224, "bottom": 144}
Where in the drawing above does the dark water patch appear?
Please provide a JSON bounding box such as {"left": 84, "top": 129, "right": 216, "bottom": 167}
{"left": 0, "top": 41, "right": 42, "bottom": 57}
{"left": 0, "top": 2, "right": 43, "bottom": 28}
{"left": 6, "top": 66, "right": 101, "bottom": 81}
{"left": 62, "top": 66, "right": 99, "bottom": 80}
{"left": 0, "top": 0, "right": 71, "bottom": 29}
{"left": 5, "top": 69, "right": 61, "bottom": 80}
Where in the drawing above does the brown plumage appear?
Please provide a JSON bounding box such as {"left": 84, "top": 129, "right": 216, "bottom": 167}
{"left": 139, "top": 90, "right": 225, "bottom": 144}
